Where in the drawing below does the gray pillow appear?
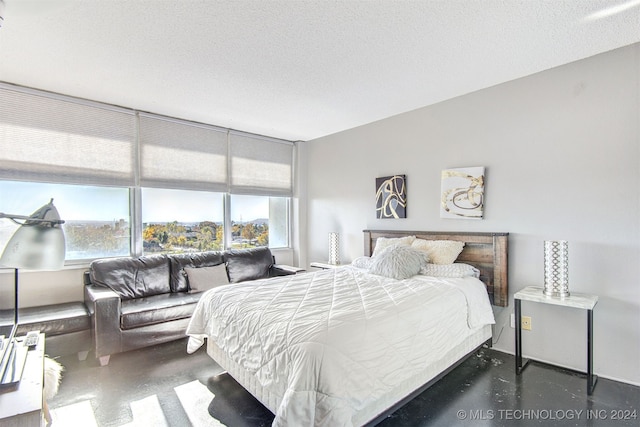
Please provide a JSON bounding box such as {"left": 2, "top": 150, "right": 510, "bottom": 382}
{"left": 368, "top": 245, "right": 428, "bottom": 280}
{"left": 184, "top": 264, "right": 229, "bottom": 292}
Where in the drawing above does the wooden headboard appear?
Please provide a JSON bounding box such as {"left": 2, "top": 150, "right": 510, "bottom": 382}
{"left": 363, "top": 230, "right": 509, "bottom": 307}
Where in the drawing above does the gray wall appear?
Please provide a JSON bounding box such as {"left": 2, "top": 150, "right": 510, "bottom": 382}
{"left": 303, "top": 43, "right": 639, "bottom": 385}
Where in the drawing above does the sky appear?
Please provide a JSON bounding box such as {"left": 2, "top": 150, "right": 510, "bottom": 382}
{"left": 0, "top": 181, "right": 129, "bottom": 221}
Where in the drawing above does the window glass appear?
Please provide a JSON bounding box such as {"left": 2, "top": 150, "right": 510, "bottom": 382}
{"left": 230, "top": 195, "right": 289, "bottom": 249}
{"left": 0, "top": 181, "right": 130, "bottom": 260}
{"left": 141, "top": 188, "right": 224, "bottom": 254}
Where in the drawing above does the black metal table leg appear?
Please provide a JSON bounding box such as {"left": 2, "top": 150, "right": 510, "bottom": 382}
{"left": 515, "top": 298, "right": 529, "bottom": 374}
{"left": 587, "top": 309, "right": 598, "bottom": 394}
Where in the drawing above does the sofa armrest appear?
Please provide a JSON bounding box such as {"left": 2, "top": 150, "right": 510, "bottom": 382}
{"left": 270, "top": 264, "right": 305, "bottom": 277}
{"left": 84, "top": 284, "right": 122, "bottom": 359}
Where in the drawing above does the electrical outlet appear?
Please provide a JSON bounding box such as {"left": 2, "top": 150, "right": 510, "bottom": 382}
{"left": 510, "top": 313, "right": 515, "bottom": 328}
{"left": 521, "top": 316, "right": 532, "bottom": 331}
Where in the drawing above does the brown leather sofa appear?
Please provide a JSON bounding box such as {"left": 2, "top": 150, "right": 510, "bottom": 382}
{"left": 84, "top": 247, "right": 295, "bottom": 366}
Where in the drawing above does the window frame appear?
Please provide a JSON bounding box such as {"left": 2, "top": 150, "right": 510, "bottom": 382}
{"left": 227, "top": 194, "right": 291, "bottom": 251}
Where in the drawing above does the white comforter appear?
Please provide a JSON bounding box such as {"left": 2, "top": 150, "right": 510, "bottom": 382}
{"left": 186, "top": 266, "right": 494, "bottom": 426}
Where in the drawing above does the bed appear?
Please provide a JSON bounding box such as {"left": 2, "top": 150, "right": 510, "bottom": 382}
{"left": 186, "top": 230, "right": 508, "bottom": 426}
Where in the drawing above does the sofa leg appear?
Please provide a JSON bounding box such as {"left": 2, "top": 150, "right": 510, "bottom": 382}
{"left": 77, "top": 350, "right": 89, "bottom": 361}
{"left": 99, "top": 355, "right": 111, "bottom": 366}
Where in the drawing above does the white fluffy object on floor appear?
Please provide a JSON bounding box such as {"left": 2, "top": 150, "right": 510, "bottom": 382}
{"left": 44, "top": 356, "right": 64, "bottom": 400}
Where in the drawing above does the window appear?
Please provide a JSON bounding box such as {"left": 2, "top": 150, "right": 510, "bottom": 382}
{"left": 0, "top": 182, "right": 290, "bottom": 262}
{"left": 0, "top": 83, "right": 294, "bottom": 263}
{"left": 230, "top": 195, "right": 289, "bottom": 249}
{"left": 0, "top": 181, "right": 130, "bottom": 260}
{"left": 141, "top": 188, "right": 224, "bottom": 254}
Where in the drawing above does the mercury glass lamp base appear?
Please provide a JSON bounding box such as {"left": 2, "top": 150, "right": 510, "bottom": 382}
{"left": 543, "top": 288, "right": 570, "bottom": 298}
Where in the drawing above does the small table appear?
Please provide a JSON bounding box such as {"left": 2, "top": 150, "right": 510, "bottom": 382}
{"left": 273, "top": 264, "right": 306, "bottom": 274}
{"left": 514, "top": 286, "right": 598, "bottom": 395}
{"left": 310, "top": 262, "right": 341, "bottom": 270}
{"left": 0, "top": 334, "right": 45, "bottom": 426}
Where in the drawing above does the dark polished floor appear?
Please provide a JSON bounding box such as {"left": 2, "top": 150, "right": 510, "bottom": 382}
{"left": 48, "top": 338, "right": 639, "bottom": 427}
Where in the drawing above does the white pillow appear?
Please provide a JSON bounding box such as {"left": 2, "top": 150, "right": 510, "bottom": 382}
{"left": 351, "top": 256, "right": 374, "bottom": 269}
{"left": 411, "top": 239, "right": 465, "bottom": 264}
{"left": 368, "top": 246, "right": 427, "bottom": 280}
{"left": 420, "top": 263, "right": 480, "bottom": 278}
{"left": 372, "top": 235, "right": 416, "bottom": 257}
{"left": 184, "top": 264, "right": 230, "bottom": 292}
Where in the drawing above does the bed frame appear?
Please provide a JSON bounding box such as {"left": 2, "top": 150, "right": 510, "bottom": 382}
{"left": 363, "top": 230, "right": 509, "bottom": 307}
{"left": 359, "top": 230, "right": 508, "bottom": 425}
{"left": 203, "top": 230, "right": 509, "bottom": 425}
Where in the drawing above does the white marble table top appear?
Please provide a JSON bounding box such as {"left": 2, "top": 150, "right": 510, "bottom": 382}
{"left": 514, "top": 286, "right": 598, "bottom": 310}
{"left": 309, "top": 261, "right": 342, "bottom": 269}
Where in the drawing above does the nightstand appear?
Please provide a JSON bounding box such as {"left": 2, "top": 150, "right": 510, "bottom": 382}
{"left": 310, "top": 262, "right": 341, "bottom": 270}
{"left": 514, "top": 286, "right": 598, "bottom": 394}
{"left": 273, "top": 264, "right": 306, "bottom": 274}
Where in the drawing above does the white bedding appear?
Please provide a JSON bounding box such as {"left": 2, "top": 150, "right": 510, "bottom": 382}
{"left": 186, "top": 266, "right": 495, "bottom": 426}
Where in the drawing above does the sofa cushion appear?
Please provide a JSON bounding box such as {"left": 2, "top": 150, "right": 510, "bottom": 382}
{"left": 169, "top": 251, "right": 225, "bottom": 292}
{"left": 225, "top": 247, "right": 273, "bottom": 283}
{"left": 90, "top": 255, "right": 170, "bottom": 300}
{"left": 120, "top": 292, "right": 202, "bottom": 330}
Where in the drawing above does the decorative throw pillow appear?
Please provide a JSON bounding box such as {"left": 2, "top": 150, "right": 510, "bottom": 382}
{"left": 184, "top": 264, "right": 229, "bottom": 292}
{"left": 368, "top": 245, "right": 427, "bottom": 280}
{"left": 351, "top": 256, "right": 373, "bottom": 269}
{"left": 371, "top": 235, "right": 416, "bottom": 257}
{"left": 420, "top": 263, "right": 480, "bottom": 278}
{"left": 411, "top": 239, "right": 465, "bottom": 264}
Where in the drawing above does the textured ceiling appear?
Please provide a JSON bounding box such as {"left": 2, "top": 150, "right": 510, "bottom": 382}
{"left": 0, "top": 0, "right": 639, "bottom": 141}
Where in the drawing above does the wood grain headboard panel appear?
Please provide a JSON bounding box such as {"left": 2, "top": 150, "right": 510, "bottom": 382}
{"left": 363, "top": 230, "right": 509, "bottom": 307}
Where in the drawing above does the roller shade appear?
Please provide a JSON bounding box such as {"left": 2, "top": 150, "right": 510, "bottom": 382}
{"left": 0, "top": 84, "right": 295, "bottom": 196}
{"left": 0, "top": 85, "right": 136, "bottom": 186}
{"left": 229, "top": 132, "right": 293, "bottom": 196}
{"left": 138, "top": 114, "right": 228, "bottom": 192}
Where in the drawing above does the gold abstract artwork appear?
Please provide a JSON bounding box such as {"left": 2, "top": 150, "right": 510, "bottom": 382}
{"left": 440, "top": 167, "right": 484, "bottom": 219}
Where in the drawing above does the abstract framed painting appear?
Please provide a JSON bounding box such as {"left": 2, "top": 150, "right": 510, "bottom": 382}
{"left": 440, "top": 167, "right": 484, "bottom": 219}
{"left": 375, "top": 175, "right": 406, "bottom": 219}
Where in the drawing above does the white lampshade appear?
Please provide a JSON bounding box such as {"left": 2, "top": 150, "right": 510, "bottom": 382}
{"left": 0, "top": 200, "right": 66, "bottom": 270}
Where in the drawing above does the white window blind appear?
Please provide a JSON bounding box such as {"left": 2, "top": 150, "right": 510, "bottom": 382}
{"left": 229, "top": 132, "right": 293, "bottom": 196}
{"left": 0, "top": 85, "right": 136, "bottom": 186}
{"left": 138, "top": 114, "right": 228, "bottom": 192}
{"left": 0, "top": 84, "right": 295, "bottom": 196}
